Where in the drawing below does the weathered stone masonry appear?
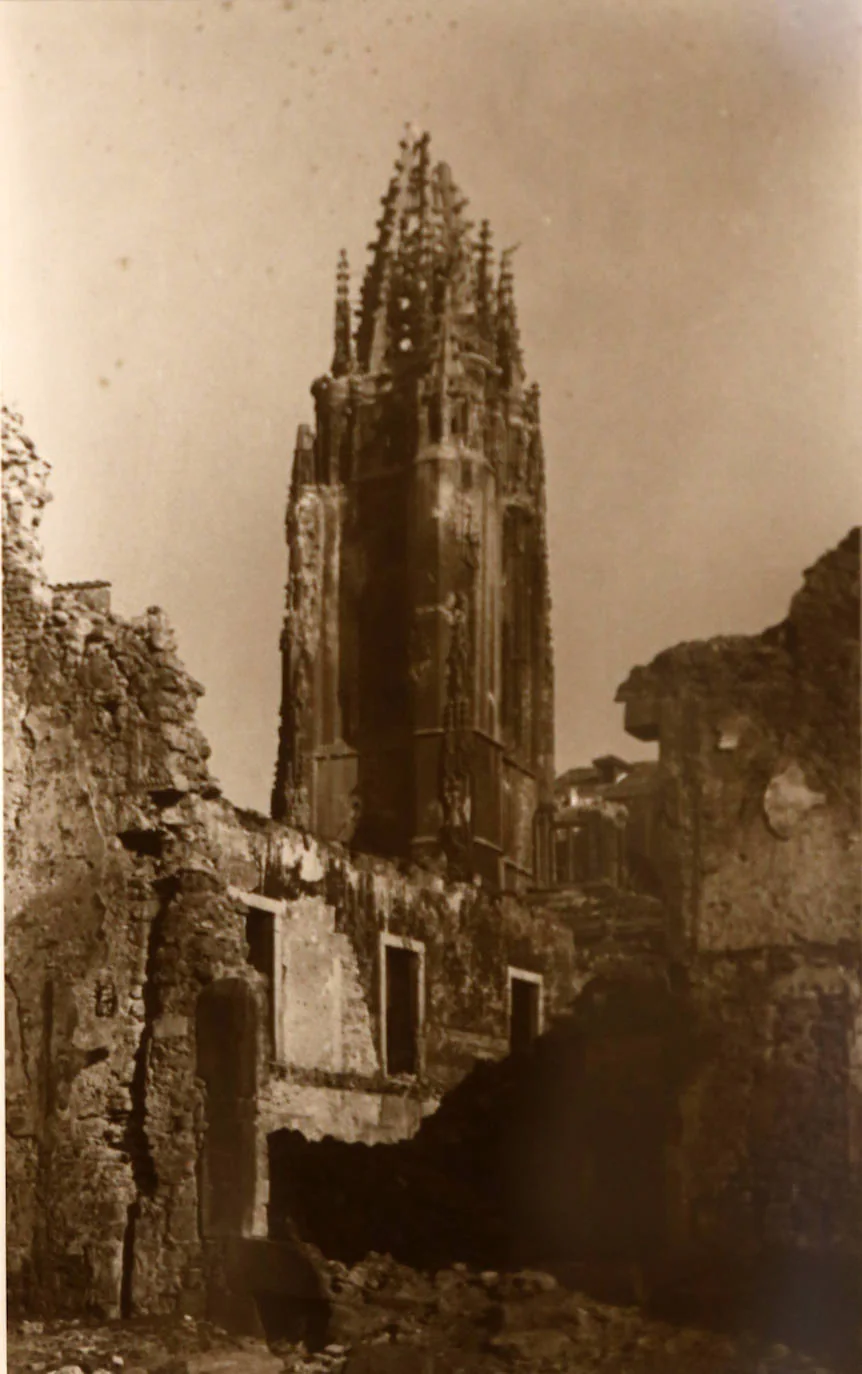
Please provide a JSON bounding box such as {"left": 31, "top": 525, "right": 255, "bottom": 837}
{"left": 614, "top": 528, "right": 862, "bottom": 1338}
{"left": 3, "top": 407, "right": 576, "bottom": 1319}
{"left": 4, "top": 408, "right": 246, "bottom": 1315}
{"left": 272, "top": 132, "right": 555, "bottom": 892}
{"left": 5, "top": 127, "right": 861, "bottom": 1361}
{"left": 262, "top": 531, "right": 861, "bottom": 1359}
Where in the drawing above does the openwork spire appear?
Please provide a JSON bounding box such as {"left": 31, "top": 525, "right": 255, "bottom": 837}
{"left": 278, "top": 128, "right": 554, "bottom": 885}
{"left": 496, "top": 245, "right": 523, "bottom": 387}
{"left": 346, "top": 130, "right": 529, "bottom": 390}
{"left": 475, "top": 219, "right": 495, "bottom": 345}
{"left": 331, "top": 249, "right": 353, "bottom": 378}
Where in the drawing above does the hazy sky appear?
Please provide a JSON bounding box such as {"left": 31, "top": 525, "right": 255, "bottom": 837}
{"left": 3, "top": 0, "right": 860, "bottom": 812}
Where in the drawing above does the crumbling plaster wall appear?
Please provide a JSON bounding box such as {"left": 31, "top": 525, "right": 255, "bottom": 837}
{"left": 202, "top": 802, "right": 579, "bottom": 1157}
{"left": 616, "top": 529, "right": 862, "bottom": 1300}
{"left": 617, "top": 529, "right": 860, "bottom": 956}
{"left": 3, "top": 409, "right": 579, "bottom": 1318}
{"left": 3, "top": 413, "right": 261, "bottom": 1316}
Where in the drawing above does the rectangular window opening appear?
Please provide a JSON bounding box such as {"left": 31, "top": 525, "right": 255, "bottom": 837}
{"left": 245, "top": 907, "right": 276, "bottom": 1057}
{"left": 385, "top": 944, "right": 420, "bottom": 1076}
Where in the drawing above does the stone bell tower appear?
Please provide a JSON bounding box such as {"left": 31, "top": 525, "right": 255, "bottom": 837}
{"left": 272, "top": 130, "right": 555, "bottom": 890}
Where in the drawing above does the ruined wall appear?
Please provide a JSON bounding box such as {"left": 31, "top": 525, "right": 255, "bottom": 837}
{"left": 675, "top": 952, "right": 860, "bottom": 1266}
{"left": 265, "top": 969, "right": 685, "bottom": 1275}
{"left": 3, "top": 411, "right": 260, "bottom": 1316}
{"left": 615, "top": 530, "right": 862, "bottom": 1340}
{"left": 12, "top": 393, "right": 854, "bottom": 1351}
{"left": 3, "top": 408, "right": 578, "bottom": 1319}
{"left": 265, "top": 947, "right": 860, "bottom": 1361}
{"left": 201, "top": 802, "right": 579, "bottom": 1158}
{"left": 617, "top": 529, "right": 860, "bottom": 955}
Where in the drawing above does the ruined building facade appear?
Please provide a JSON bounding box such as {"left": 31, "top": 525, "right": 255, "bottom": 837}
{"left": 4, "top": 131, "right": 861, "bottom": 1359}
{"left": 272, "top": 133, "right": 554, "bottom": 890}
{"left": 2, "top": 390, "right": 573, "bottom": 1322}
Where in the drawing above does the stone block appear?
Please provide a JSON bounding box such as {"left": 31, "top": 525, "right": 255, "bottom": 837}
{"left": 186, "top": 1351, "right": 283, "bottom": 1374}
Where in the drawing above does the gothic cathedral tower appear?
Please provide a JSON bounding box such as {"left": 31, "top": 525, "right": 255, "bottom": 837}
{"left": 272, "top": 131, "right": 554, "bottom": 891}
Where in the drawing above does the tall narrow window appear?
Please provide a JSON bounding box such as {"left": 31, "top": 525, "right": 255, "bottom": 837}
{"left": 231, "top": 888, "right": 284, "bottom": 1061}
{"left": 554, "top": 832, "right": 570, "bottom": 885}
{"left": 509, "top": 970, "right": 542, "bottom": 1053}
{"left": 385, "top": 944, "right": 420, "bottom": 1075}
{"left": 245, "top": 907, "right": 275, "bottom": 1056}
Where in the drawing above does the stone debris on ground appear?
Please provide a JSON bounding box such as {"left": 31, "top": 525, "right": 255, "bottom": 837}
{"left": 7, "top": 1256, "right": 842, "bottom": 1374}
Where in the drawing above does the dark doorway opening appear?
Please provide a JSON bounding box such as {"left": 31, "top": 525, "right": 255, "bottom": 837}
{"left": 196, "top": 979, "right": 258, "bottom": 1237}
{"left": 385, "top": 945, "right": 420, "bottom": 1075}
{"left": 510, "top": 976, "right": 541, "bottom": 1053}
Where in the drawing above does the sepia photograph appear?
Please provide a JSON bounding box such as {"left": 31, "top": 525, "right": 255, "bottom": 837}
{"left": 2, "top": 1, "right": 860, "bottom": 1371}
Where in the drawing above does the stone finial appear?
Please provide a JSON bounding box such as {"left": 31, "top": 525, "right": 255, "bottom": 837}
{"left": 355, "top": 130, "right": 491, "bottom": 373}
{"left": 476, "top": 219, "right": 494, "bottom": 340}
{"left": 496, "top": 246, "right": 523, "bottom": 386}
{"left": 331, "top": 249, "right": 353, "bottom": 378}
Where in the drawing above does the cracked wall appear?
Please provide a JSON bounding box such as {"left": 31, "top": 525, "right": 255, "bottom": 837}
{"left": 617, "top": 529, "right": 860, "bottom": 957}
{"left": 202, "top": 808, "right": 581, "bottom": 1203}
{"left": 2, "top": 408, "right": 579, "bottom": 1321}
{"left": 3, "top": 412, "right": 255, "bottom": 1315}
{"left": 8, "top": 399, "right": 857, "bottom": 1350}
{"left": 615, "top": 529, "right": 862, "bottom": 1338}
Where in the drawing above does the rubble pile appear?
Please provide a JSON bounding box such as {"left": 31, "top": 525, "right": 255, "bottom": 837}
{"left": 8, "top": 1256, "right": 845, "bottom": 1374}
{"left": 5, "top": 415, "right": 859, "bottom": 1367}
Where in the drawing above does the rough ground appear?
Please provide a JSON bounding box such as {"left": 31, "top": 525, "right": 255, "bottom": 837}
{"left": 7, "top": 1256, "right": 842, "bottom": 1374}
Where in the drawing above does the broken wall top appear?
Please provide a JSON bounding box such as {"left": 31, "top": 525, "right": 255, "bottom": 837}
{"left": 616, "top": 529, "right": 861, "bottom": 954}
